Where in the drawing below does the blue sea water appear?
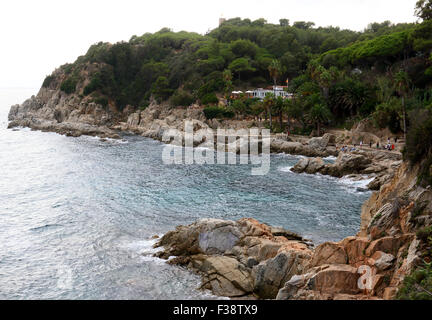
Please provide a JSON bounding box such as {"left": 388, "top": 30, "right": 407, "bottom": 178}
{"left": 0, "top": 88, "right": 371, "bottom": 299}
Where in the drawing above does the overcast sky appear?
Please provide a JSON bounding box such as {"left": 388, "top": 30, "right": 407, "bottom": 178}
{"left": 0, "top": 0, "right": 418, "bottom": 88}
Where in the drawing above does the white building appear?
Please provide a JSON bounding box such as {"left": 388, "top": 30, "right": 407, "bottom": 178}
{"left": 251, "top": 86, "right": 291, "bottom": 100}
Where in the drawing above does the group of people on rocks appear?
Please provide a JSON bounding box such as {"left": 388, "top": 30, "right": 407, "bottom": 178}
{"left": 340, "top": 137, "right": 398, "bottom": 153}
{"left": 377, "top": 137, "right": 397, "bottom": 151}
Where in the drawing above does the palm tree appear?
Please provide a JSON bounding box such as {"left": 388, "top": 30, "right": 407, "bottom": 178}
{"left": 308, "top": 62, "right": 334, "bottom": 100}
{"left": 284, "top": 98, "right": 303, "bottom": 132}
{"left": 307, "top": 103, "right": 332, "bottom": 136}
{"left": 268, "top": 59, "right": 283, "bottom": 85}
{"left": 263, "top": 93, "right": 275, "bottom": 132}
{"left": 222, "top": 69, "right": 233, "bottom": 99}
{"left": 273, "top": 96, "right": 285, "bottom": 129}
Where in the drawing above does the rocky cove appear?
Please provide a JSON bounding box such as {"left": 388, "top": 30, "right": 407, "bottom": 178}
{"left": 7, "top": 85, "right": 431, "bottom": 300}
{"left": 8, "top": 86, "right": 402, "bottom": 191}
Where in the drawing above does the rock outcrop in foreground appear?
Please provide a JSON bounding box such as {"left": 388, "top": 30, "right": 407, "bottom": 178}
{"left": 278, "top": 162, "right": 431, "bottom": 300}
{"left": 155, "top": 162, "right": 432, "bottom": 300}
{"left": 154, "top": 218, "right": 313, "bottom": 299}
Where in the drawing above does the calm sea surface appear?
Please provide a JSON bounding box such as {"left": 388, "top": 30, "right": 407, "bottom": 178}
{"left": 0, "top": 88, "right": 371, "bottom": 299}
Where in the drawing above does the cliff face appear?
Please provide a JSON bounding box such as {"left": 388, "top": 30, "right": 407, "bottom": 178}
{"left": 277, "top": 162, "right": 432, "bottom": 300}
{"left": 8, "top": 90, "right": 121, "bottom": 139}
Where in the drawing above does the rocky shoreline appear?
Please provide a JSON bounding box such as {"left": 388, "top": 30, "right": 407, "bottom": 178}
{"left": 8, "top": 87, "right": 432, "bottom": 300}
{"left": 8, "top": 88, "right": 402, "bottom": 191}
{"left": 154, "top": 162, "right": 431, "bottom": 300}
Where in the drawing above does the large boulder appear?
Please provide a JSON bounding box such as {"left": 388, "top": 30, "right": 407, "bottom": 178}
{"left": 154, "top": 218, "right": 312, "bottom": 299}
{"left": 199, "top": 256, "right": 253, "bottom": 297}
{"left": 308, "top": 133, "right": 336, "bottom": 151}
{"left": 308, "top": 242, "right": 348, "bottom": 268}
{"left": 327, "top": 153, "right": 372, "bottom": 177}
{"left": 291, "top": 157, "right": 326, "bottom": 174}
{"left": 276, "top": 264, "right": 361, "bottom": 299}
{"left": 156, "top": 219, "right": 242, "bottom": 258}
{"left": 253, "top": 251, "right": 311, "bottom": 299}
{"left": 313, "top": 264, "right": 361, "bottom": 295}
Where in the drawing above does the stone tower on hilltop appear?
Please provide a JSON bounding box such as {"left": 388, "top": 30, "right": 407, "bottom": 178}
{"left": 219, "top": 15, "right": 226, "bottom": 26}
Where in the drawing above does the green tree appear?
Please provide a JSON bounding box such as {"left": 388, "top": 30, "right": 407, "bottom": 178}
{"left": 279, "top": 19, "right": 290, "bottom": 27}
{"left": 229, "top": 58, "right": 256, "bottom": 81}
{"left": 273, "top": 96, "right": 285, "bottom": 128}
{"left": 152, "top": 76, "right": 173, "bottom": 102}
{"left": 230, "top": 99, "right": 247, "bottom": 119}
{"left": 263, "top": 93, "right": 275, "bottom": 132}
{"left": 268, "top": 59, "right": 284, "bottom": 85}
{"left": 251, "top": 100, "right": 265, "bottom": 119}
{"left": 306, "top": 102, "right": 331, "bottom": 136}
{"left": 222, "top": 69, "right": 233, "bottom": 98}
{"left": 229, "top": 39, "right": 258, "bottom": 58}
{"left": 416, "top": 0, "right": 432, "bottom": 21}
{"left": 394, "top": 70, "right": 412, "bottom": 141}
{"left": 284, "top": 98, "right": 305, "bottom": 131}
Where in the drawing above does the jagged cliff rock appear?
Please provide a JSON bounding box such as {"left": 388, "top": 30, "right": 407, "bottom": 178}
{"left": 8, "top": 65, "right": 125, "bottom": 139}
{"left": 277, "top": 162, "right": 432, "bottom": 300}
{"left": 155, "top": 161, "right": 431, "bottom": 300}
{"left": 154, "top": 218, "right": 313, "bottom": 299}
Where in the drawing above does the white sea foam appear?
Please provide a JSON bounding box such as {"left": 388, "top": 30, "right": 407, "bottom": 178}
{"left": 83, "top": 135, "right": 129, "bottom": 144}
{"left": 323, "top": 156, "right": 337, "bottom": 162}
{"left": 278, "top": 166, "right": 294, "bottom": 173}
{"left": 280, "top": 164, "right": 373, "bottom": 193}
{"left": 119, "top": 237, "right": 164, "bottom": 256}
{"left": 338, "top": 176, "right": 374, "bottom": 191}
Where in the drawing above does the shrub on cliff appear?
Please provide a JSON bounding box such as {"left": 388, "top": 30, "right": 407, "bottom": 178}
{"left": 42, "top": 75, "right": 55, "bottom": 88}
{"left": 83, "top": 74, "right": 102, "bottom": 96}
{"left": 60, "top": 77, "right": 78, "bottom": 94}
{"left": 203, "top": 106, "right": 234, "bottom": 119}
{"left": 93, "top": 96, "right": 109, "bottom": 108}
{"left": 151, "top": 76, "right": 173, "bottom": 103}
{"left": 404, "top": 109, "right": 432, "bottom": 186}
{"left": 397, "top": 226, "right": 432, "bottom": 300}
{"left": 397, "top": 262, "right": 432, "bottom": 300}
{"left": 170, "top": 90, "right": 195, "bottom": 107}
{"left": 405, "top": 109, "right": 432, "bottom": 163}
{"left": 200, "top": 93, "right": 219, "bottom": 105}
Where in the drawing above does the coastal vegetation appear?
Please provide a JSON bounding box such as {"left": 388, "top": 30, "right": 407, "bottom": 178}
{"left": 42, "top": 1, "right": 432, "bottom": 166}
{"left": 41, "top": 1, "right": 432, "bottom": 145}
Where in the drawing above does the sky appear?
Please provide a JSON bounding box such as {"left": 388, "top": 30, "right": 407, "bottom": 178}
{"left": 0, "top": 0, "right": 419, "bottom": 88}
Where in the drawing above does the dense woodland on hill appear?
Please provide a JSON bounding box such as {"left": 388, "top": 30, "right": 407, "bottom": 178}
{"left": 43, "top": 1, "right": 432, "bottom": 185}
